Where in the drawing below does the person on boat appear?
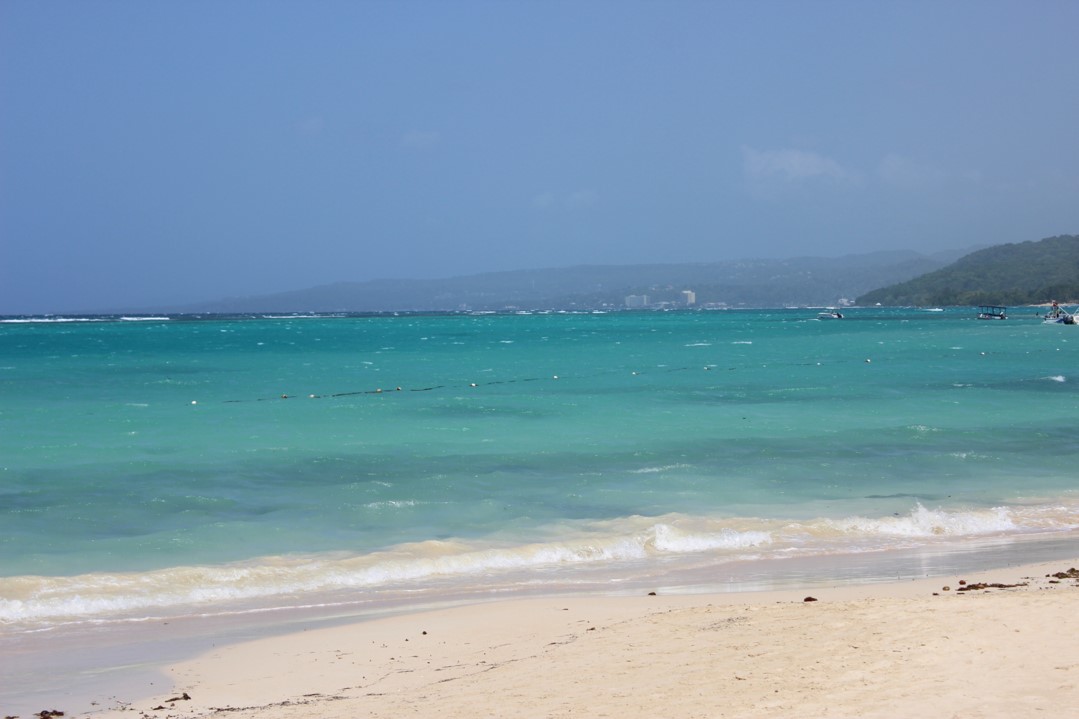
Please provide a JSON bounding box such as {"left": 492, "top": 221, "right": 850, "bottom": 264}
{"left": 1050, "top": 300, "right": 1060, "bottom": 318}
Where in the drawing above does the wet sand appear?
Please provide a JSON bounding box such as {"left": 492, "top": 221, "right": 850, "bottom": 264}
{"left": 39, "top": 559, "right": 1076, "bottom": 719}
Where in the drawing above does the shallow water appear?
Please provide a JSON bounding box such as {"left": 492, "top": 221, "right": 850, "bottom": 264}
{"left": 2, "top": 308, "right": 1078, "bottom": 632}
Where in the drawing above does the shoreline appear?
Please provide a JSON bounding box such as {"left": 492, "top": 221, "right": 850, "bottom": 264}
{"left": 7, "top": 554, "right": 1078, "bottom": 718}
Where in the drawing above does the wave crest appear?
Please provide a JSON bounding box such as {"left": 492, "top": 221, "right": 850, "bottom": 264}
{"left": 3, "top": 501, "right": 1076, "bottom": 627}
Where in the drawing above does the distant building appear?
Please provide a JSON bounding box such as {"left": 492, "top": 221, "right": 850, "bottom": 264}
{"left": 681, "top": 290, "right": 696, "bottom": 306}
{"left": 625, "top": 294, "right": 650, "bottom": 309}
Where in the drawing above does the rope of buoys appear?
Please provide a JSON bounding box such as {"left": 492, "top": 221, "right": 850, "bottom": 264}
{"left": 210, "top": 361, "right": 818, "bottom": 404}
{"left": 211, "top": 361, "right": 778, "bottom": 405}
{"left": 217, "top": 366, "right": 689, "bottom": 404}
{"left": 203, "top": 345, "right": 1041, "bottom": 406}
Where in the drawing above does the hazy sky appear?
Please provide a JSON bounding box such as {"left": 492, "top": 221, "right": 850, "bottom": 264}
{"left": 3, "top": 1, "right": 1078, "bottom": 313}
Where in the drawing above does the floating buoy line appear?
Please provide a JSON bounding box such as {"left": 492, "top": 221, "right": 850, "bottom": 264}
{"left": 207, "top": 364, "right": 753, "bottom": 404}
{"left": 206, "top": 357, "right": 869, "bottom": 405}
{"left": 194, "top": 343, "right": 1056, "bottom": 406}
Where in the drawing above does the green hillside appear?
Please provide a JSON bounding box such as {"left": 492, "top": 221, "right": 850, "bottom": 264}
{"left": 857, "top": 235, "right": 1079, "bottom": 306}
{"left": 184, "top": 250, "right": 957, "bottom": 313}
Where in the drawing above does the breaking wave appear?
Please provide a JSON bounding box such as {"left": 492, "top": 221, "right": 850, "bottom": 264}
{"left": 3, "top": 502, "right": 1076, "bottom": 628}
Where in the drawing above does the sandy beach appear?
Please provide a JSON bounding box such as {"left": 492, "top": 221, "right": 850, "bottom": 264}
{"left": 22, "top": 559, "right": 1066, "bottom": 719}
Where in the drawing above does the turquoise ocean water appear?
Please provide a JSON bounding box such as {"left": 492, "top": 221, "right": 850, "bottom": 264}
{"left": 2, "top": 308, "right": 1078, "bottom": 637}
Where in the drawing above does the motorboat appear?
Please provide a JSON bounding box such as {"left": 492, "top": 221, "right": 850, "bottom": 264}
{"left": 817, "top": 309, "right": 844, "bottom": 319}
{"left": 976, "top": 305, "right": 1007, "bottom": 320}
{"left": 1043, "top": 305, "right": 1077, "bottom": 324}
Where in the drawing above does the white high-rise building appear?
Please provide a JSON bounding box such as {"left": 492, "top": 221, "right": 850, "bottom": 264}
{"left": 681, "top": 290, "right": 696, "bottom": 306}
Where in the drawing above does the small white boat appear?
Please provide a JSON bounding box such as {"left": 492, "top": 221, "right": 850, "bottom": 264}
{"left": 1043, "top": 305, "right": 1077, "bottom": 325}
{"left": 817, "top": 309, "right": 844, "bottom": 319}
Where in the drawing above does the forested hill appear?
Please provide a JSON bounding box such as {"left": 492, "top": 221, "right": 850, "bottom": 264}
{"left": 183, "top": 250, "right": 959, "bottom": 313}
{"left": 856, "top": 235, "right": 1079, "bottom": 307}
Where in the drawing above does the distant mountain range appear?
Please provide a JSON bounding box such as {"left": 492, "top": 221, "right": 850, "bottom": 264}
{"left": 181, "top": 248, "right": 973, "bottom": 313}
{"left": 857, "top": 234, "right": 1079, "bottom": 307}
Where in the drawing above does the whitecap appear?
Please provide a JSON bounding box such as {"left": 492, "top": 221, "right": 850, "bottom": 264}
{"left": 651, "top": 524, "right": 772, "bottom": 553}
{"left": 629, "top": 463, "right": 691, "bottom": 474}
{"left": 826, "top": 504, "right": 1017, "bottom": 538}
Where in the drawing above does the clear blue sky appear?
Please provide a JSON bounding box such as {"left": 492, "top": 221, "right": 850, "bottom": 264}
{"left": 2, "top": 0, "right": 1078, "bottom": 313}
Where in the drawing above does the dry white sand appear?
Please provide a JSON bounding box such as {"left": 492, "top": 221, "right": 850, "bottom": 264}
{"left": 65, "top": 560, "right": 1079, "bottom": 718}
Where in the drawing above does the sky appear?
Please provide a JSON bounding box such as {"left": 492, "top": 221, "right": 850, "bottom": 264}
{"left": 2, "top": 0, "right": 1078, "bottom": 313}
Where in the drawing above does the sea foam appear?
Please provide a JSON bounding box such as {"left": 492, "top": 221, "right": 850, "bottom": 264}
{"left": 4, "top": 502, "right": 1076, "bottom": 628}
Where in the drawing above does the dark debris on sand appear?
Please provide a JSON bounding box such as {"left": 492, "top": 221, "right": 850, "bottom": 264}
{"left": 149, "top": 692, "right": 193, "bottom": 710}
{"left": 1048, "top": 567, "right": 1079, "bottom": 582}
{"left": 956, "top": 581, "right": 1028, "bottom": 592}
{"left": 941, "top": 567, "right": 1079, "bottom": 595}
